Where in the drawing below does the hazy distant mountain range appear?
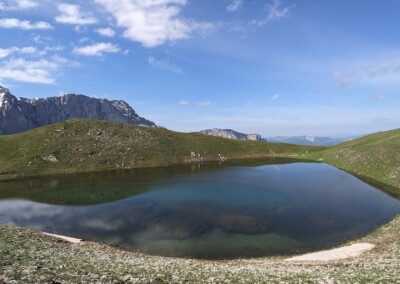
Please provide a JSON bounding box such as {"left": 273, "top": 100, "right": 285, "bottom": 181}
{"left": 0, "top": 86, "right": 156, "bottom": 135}
{"left": 200, "top": 128, "right": 263, "bottom": 141}
{"left": 266, "top": 136, "right": 354, "bottom": 146}
{"left": 199, "top": 128, "right": 354, "bottom": 146}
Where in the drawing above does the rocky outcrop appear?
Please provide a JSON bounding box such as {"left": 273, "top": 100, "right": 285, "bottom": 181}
{"left": 200, "top": 128, "right": 263, "bottom": 141}
{"left": 0, "top": 86, "right": 156, "bottom": 135}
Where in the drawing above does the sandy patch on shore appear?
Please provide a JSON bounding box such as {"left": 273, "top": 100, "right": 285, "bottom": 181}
{"left": 286, "top": 243, "right": 375, "bottom": 262}
{"left": 41, "top": 230, "right": 375, "bottom": 260}
{"left": 43, "top": 232, "right": 82, "bottom": 244}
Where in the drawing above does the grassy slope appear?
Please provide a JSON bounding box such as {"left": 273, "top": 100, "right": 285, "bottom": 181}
{"left": 0, "top": 119, "right": 318, "bottom": 180}
{"left": 0, "top": 119, "right": 399, "bottom": 194}
{"left": 0, "top": 121, "right": 399, "bottom": 283}
{"left": 307, "top": 128, "right": 400, "bottom": 192}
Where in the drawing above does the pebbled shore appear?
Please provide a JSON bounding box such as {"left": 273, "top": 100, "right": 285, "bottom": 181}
{"left": 1, "top": 215, "right": 399, "bottom": 283}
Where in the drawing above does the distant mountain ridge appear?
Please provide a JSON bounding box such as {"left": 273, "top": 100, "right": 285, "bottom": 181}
{"left": 200, "top": 128, "right": 263, "bottom": 141}
{"left": 0, "top": 86, "right": 156, "bottom": 135}
{"left": 266, "top": 136, "right": 353, "bottom": 146}
{"left": 199, "top": 128, "right": 353, "bottom": 146}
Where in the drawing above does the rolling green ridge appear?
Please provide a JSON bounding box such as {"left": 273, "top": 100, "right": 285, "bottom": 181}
{"left": 307, "top": 128, "right": 400, "bottom": 192}
{"left": 0, "top": 119, "right": 399, "bottom": 195}
{"left": 0, "top": 119, "right": 318, "bottom": 180}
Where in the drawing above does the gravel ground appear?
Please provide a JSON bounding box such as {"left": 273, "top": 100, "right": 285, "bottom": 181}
{"left": 1, "top": 215, "right": 399, "bottom": 283}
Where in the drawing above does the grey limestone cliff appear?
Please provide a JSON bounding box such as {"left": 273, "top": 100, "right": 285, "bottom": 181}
{"left": 200, "top": 128, "right": 263, "bottom": 141}
{"left": 0, "top": 86, "right": 156, "bottom": 135}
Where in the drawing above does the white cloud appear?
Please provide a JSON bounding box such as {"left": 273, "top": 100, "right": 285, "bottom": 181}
{"left": 227, "top": 0, "right": 243, "bottom": 12}
{"left": 32, "top": 34, "right": 53, "bottom": 44}
{"left": 250, "top": 0, "right": 293, "bottom": 26}
{"left": 148, "top": 55, "right": 182, "bottom": 74}
{"left": 55, "top": 3, "right": 97, "bottom": 25}
{"left": 95, "top": 27, "right": 116, "bottom": 37}
{"left": 0, "top": 56, "right": 70, "bottom": 84}
{"left": 73, "top": 42, "right": 120, "bottom": 56}
{"left": 197, "top": 101, "right": 212, "bottom": 107}
{"left": 188, "top": 20, "right": 216, "bottom": 35}
{"left": 95, "top": 0, "right": 193, "bottom": 47}
{"left": 0, "top": 18, "right": 52, "bottom": 30}
{"left": 271, "top": 94, "right": 280, "bottom": 100}
{"left": 0, "top": 46, "right": 64, "bottom": 59}
{"left": 179, "top": 100, "right": 189, "bottom": 105}
{"left": 334, "top": 58, "right": 400, "bottom": 88}
{"left": 78, "top": 37, "right": 90, "bottom": 43}
{"left": 0, "top": 0, "right": 38, "bottom": 11}
{"left": 0, "top": 46, "right": 37, "bottom": 58}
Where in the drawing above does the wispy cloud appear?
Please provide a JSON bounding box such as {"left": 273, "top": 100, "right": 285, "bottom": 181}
{"left": 271, "top": 94, "right": 280, "bottom": 100}
{"left": 148, "top": 56, "right": 183, "bottom": 74}
{"left": 334, "top": 58, "right": 400, "bottom": 88}
{"left": 375, "top": 94, "right": 387, "bottom": 102}
{"left": 0, "top": 56, "right": 71, "bottom": 84}
{"left": 0, "top": 18, "right": 52, "bottom": 30}
{"left": 0, "top": 0, "right": 38, "bottom": 11}
{"left": 95, "top": 27, "right": 116, "bottom": 38}
{"left": 372, "top": 117, "right": 391, "bottom": 124}
{"left": 31, "top": 34, "right": 53, "bottom": 44}
{"left": 0, "top": 46, "right": 37, "bottom": 58}
{"left": 73, "top": 42, "right": 120, "bottom": 57}
{"left": 55, "top": 3, "right": 97, "bottom": 25}
{"left": 179, "top": 100, "right": 189, "bottom": 106}
{"left": 227, "top": 0, "right": 243, "bottom": 12}
{"left": 368, "top": 88, "right": 389, "bottom": 103}
{"left": 250, "top": 0, "right": 293, "bottom": 26}
{"left": 197, "top": 101, "right": 212, "bottom": 107}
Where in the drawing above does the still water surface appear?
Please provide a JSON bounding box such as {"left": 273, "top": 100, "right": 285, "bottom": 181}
{"left": 0, "top": 160, "right": 399, "bottom": 259}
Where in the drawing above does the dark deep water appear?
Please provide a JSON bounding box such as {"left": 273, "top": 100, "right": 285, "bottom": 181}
{"left": 1, "top": 160, "right": 399, "bottom": 259}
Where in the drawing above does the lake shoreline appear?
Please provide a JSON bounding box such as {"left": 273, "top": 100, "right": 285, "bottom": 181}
{"left": 40, "top": 228, "right": 377, "bottom": 261}
{"left": 2, "top": 161, "right": 397, "bottom": 259}
{"left": 1, "top": 214, "right": 399, "bottom": 282}
{"left": 0, "top": 155, "right": 312, "bottom": 182}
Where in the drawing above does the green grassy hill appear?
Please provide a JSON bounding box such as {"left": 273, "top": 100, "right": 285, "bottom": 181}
{"left": 0, "top": 120, "right": 399, "bottom": 283}
{"left": 0, "top": 119, "right": 318, "bottom": 180}
{"left": 1, "top": 119, "right": 399, "bottom": 194}
{"left": 308, "top": 129, "right": 400, "bottom": 191}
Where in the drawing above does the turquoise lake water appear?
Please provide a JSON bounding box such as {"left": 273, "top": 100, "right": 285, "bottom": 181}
{"left": 0, "top": 160, "right": 399, "bottom": 259}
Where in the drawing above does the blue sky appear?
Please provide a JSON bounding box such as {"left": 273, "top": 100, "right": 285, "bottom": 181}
{"left": 0, "top": 0, "right": 399, "bottom": 136}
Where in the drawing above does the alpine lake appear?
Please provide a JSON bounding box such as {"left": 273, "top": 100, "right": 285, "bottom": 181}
{"left": 1, "top": 158, "right": 399, "bottom": 259}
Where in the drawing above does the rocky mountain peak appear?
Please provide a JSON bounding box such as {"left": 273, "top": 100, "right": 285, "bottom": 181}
{"left": 0, "top": 86, "right": 8, "bottom": 94}
{"left": 0, "top": 86, "right": 15, "bottom": 113}
{"left": 0, "top": 86, "right": 157, "bottom": 135}
{"left": 0, "top": 86, "right": 10, "bottom": 102}
{"left": 200, "top": 128, "right": 264, "bottom": 141}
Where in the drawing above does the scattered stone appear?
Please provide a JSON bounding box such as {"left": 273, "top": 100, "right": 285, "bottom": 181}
{"left": 41, "top": 155, "right": 58, "bottom": 163}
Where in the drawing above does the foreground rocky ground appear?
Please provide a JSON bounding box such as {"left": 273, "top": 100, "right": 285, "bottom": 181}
{"left": 1, "top": 215, "right": 399, "bottom": 283}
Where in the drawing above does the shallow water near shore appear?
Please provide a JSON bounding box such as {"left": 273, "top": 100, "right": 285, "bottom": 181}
{"left": 0, "top": 159, "right": 399, "bottom": 259}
